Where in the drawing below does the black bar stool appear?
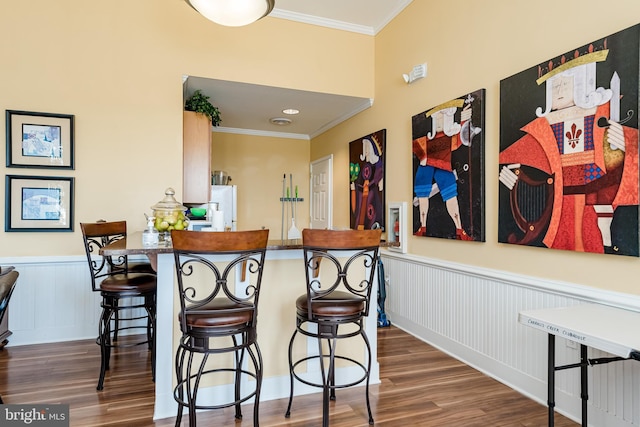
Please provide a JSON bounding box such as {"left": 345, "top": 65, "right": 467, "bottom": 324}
{"left": 171, "top": 229, "right": 269, "bottom": 427}
{"left": 80, "top": 221, "right": 157, "bottom": 390}
{"left": 285, "top": 228, "right": 381, "bottom": 427}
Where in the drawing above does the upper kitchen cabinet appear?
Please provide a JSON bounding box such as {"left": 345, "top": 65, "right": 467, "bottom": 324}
{"left": 183, "top": 110, "right": 211, "bottom": 204}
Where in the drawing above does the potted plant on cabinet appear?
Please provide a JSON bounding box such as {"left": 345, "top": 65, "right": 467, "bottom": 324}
{"left": 185, "top": 89, "right": 222, "bottom": 126}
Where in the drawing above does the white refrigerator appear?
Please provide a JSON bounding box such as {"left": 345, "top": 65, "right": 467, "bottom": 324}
{"left": 209, "top": 185, "right": 237, "bottom": 231}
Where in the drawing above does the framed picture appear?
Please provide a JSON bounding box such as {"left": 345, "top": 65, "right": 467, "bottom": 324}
{"left": 5, "top": 175, "right": 75, "bottom": 232}
{"left": 349, "top": 129, "right": 386, "bottom": 230}
{"left": 387, "top": 202, "right": 407, "bottom": 253}
{"left": 498, "top": 23, "right": 639, "bottom": 256}
{"left": 6, "top": 110, "right": 75, "bottom": 169}
{"left": 412, "top": 89, "right": 486, "bottom": 242}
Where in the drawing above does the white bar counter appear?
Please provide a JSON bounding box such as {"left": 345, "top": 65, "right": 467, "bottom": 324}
{"left": 102, "top": 233, "right": 380, "bottom": 421}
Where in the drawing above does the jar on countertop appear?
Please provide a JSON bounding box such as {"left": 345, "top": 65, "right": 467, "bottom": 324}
{"left": 150, "top": 188, "right": 189, "bottom": 242}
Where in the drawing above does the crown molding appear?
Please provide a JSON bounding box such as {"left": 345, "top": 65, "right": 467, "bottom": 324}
{"left": 212, "top": 126, "right": 310, "bottom": 140}
{"left": 212, "top": 98, "right": 373, "bottom": 140}
{"left": 309, "top": 98, "right": 373, "bottom": 139}
{"left": 270, "top": 0, "right": 412, "bottom": 35}
{"left": 270, "top": 9, "right": 374, "bottom": 36}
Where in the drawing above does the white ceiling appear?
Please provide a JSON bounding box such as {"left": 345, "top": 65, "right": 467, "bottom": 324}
{"left": 184, "top": 0, "right": 412, "bottom": 140}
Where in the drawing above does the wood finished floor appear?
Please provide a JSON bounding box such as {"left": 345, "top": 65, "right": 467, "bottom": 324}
{"left": 0, "top": 326, "right": 577, "bottom": 426}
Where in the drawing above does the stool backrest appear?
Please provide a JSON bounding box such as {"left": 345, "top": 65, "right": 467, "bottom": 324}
{"left": 0, "top": 270, "right": 19, "bottom": 325}
{"left": 171, "top": 229, "right": 269, "bottom": 330}
{"left": 80, "top": 221, "right": 130, "bottom": 291}
{"left": 301, "top": 228, "right": 381, "bottom": 318}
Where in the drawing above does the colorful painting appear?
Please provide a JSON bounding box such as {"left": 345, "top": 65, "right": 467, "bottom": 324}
{"left": 412, "top": 89, "right": 486, "bottom": 241}
{"left": 499, "top": 24, "right": 640, "bottom": 256}
{"left": 349, "top": 129, "right": 386, "bottom": 230}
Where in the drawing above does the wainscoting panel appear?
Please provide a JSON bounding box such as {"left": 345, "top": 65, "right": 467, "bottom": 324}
{"left": 381, "top": 251, "right": 640, "bottom": 427}
{"left": 1, "top": 255, "right": 149, "bottom": 347}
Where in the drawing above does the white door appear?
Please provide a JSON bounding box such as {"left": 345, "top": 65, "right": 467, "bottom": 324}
{"left": 310, "top": 155, "right": 332, "bottom": 229}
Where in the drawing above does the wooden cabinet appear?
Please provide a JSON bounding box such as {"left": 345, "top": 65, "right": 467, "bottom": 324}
{"left": 183, "top": 111, "right": 212, "bottom": 204}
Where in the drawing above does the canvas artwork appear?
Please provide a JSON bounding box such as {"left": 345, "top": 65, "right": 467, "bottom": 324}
{"left": 349, "top": 129, "right": 386, "bottom": 230}
{"left": 498, "top": 24, "right": 640, "bottom": 256}
{"left": 411, "top": 89, "right": 486, "bottom": 241}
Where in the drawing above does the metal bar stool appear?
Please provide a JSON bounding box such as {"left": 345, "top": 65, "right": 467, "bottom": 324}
{"left": 95, "top": 219, "right": 156, "bottom": 343}
{"left": 285, "top": 228, "right": 381, "bottom": 427}
{"left": 80, "top": 221, "right": 157, "bottom": 390}
{"left": 171, "top": 229, "right": 269, "bottom": 427}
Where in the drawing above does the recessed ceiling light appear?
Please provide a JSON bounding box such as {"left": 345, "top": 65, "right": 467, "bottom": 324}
{"left": 282, "top": 108, "right": 299, "bottom": 115}
{"left": 270, "top": 117, "right": 292, "bottom": 126}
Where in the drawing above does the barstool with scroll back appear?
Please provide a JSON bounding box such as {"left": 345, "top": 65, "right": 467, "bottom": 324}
{"left": 95, "top": 219, "right": 156, "bottom": 275}
{"left": 80, "top": 221, "right": 157, "bottom": 390}
{"left": 94, "top": 219, "right": 156, "bottom": 344}
{"left": 171, "top": 229, "right": 269, "bottom": 427}
{"left": 285, "top": 228, "right": 381, "bottom": 427}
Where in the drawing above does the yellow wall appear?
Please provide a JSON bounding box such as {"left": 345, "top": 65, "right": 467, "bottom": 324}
{"left": 4, "top": 0, "right": 640, "bottom": 296}
{"left": 311, "top": 0, "right": 640, "bottom": 295}
{"left": 0, "top": 0, "right": 373, "bottom": 256}
{"left": 211, "top": 132, "right": 310, "bottom": 235}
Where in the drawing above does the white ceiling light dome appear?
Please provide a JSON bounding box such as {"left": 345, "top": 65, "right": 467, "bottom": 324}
{"left": 186, "top": 0, "right": 275, "bottom": 27}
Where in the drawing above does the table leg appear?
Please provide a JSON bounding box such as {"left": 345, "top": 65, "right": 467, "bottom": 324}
{"left": 548, "top": 333, "right": 555, "bottom": 427}
{"left": 146, "top": 253, "right": 158, "bottom": 272}
{"left": 580, "top": 344, "right": 588, "bottom": 427}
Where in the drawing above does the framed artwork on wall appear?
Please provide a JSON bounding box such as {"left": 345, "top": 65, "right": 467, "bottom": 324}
{"left": 6, "top": 110, "right": 75, "bottom": 169}
{"left": 412, "top": 89, "right": 486, "bottom": 242}
{"left": 5, "top": 175, "right": 75, "bottom": 232}
{"left": 498, "top": 23, "right": 639, "bottom": 256}
{"left": 349, "top": 129, "right": 386, "bottom": 230}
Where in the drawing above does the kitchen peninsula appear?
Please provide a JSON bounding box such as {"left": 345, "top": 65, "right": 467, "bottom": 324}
{"left": 101, "top": 232, "right": 380, "bottom": 420}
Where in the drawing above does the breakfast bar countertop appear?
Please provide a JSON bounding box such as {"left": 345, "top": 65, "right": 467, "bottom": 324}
{"left": 100, "top": 232, "right": 304, "bottom": 258}
{"left": 101, "top": 232, "right": 398, "bottom": 258}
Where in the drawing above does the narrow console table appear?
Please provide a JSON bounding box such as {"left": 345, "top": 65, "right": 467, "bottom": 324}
{"left": 519, "top": 304, "right": 640, "bottom": 427}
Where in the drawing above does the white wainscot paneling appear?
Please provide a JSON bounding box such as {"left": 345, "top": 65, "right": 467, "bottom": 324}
{"left": 0, "top": 255, "right": 149, "bottom": 347}
{"left": 381, "top": 251, "right": 640, "bottom": 427}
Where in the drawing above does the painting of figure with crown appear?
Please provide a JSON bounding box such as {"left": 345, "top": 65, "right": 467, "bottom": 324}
{"left": 349, "top": 129, "right": 386, "bottom": 230}
{"left": 411, "top": 89, "right": 486, "bottom": 241}
{"left": 499, "top": 24, "right": 640, "bottom": 256}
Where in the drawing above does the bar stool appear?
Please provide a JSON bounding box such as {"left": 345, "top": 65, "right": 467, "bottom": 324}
{"left": 80, "top": 221, "right": 157, "bottom": 390}
{"left": 96, "top": 219, "right": 155, "bottom": 342}
{"left": 285, "top": 228, "right": 381, "bottom": 427}
{"left": 171, "top": 229, "right": 269, "bottom": 427}
{"left": 95, "top": 219, "right": 156, "bottom": 275}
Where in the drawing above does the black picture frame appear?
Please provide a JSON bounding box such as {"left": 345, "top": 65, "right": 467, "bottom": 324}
{"left": 5, "top": 175, "right": 75, "bottom": 232}
{"left": 6, "top": 110, "right": 75, "bottom": 169}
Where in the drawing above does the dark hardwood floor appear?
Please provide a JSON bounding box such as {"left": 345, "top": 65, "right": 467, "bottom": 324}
{"left": 0, "top": 326, "right": 577, "bottom": 426}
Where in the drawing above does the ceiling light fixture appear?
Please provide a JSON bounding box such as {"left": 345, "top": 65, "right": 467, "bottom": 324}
{"left": 270, "top": 117, "right": 292, "bottom": 126}
{"left": 282, "top": 108, "right": 299, "bottom": 115}
{"left": 185, "top": 0, "right": 275, "bottom": 27}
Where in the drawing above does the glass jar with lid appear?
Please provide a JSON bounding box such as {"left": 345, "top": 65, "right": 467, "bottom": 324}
{"left": 150, "top": 187, "right": 189, "bottom": 243}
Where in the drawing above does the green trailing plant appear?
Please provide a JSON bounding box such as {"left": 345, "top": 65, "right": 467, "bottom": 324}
{"left": 185, "top": 90, "right": 222, "bottom": 126}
